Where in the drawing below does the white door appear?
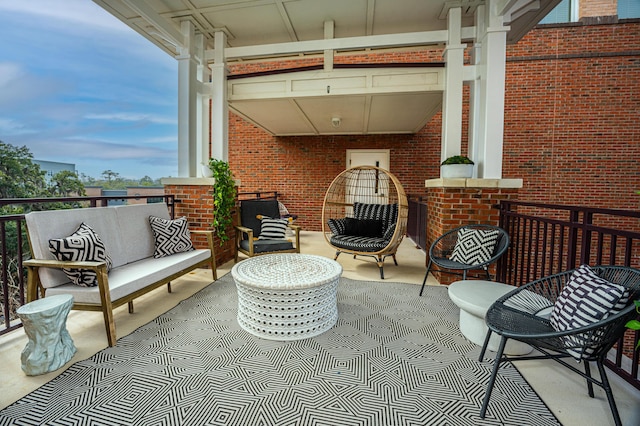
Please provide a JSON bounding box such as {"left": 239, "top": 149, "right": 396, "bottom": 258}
{"left": 345, "top": 149, "right": 391, "bottom": 205}
{"left": 346, "top": 149, "right": 390, "bottom": 170}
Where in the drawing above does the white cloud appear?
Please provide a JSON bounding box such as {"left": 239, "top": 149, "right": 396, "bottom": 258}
{"left": 0, "top": 118, "right": 36, "bottom": 135}
{"left": 0, "top": 0, "right": 129, "bottom": 34}
{"left": 84, "top": 113, "right": 177, "bottom": 125}
{"left": 0, "top": 63, "right": 22, "bottom": 87}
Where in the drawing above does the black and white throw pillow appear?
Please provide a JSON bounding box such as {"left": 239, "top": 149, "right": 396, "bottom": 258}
{"left": 258, "top": 217, "right": 288, "bottom": 240}
{"left": 449, "top": 227, "right": 500, "bottom": 265}
{"left": 550, "top": 264, "right": 629, "bottom": 359}
{"left": 149, "top": 216, "right": 194, "bottom": 258}
{"left": 48, "top": 223, "right": 113, "bottom": 287}
{"left": 328, "top": 218, "right": 346, "bottom": 236}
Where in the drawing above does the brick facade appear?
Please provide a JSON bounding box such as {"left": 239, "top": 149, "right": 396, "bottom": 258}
{"left": 227, "top": 20, "right": 639, "bottom": 229}
{"left": 425, "top": 185, "right": 521, "bottom": 284}
{"left": 163, "top": 183, "right": 236, "bottom": 269}
{"left": 180, "top": 19, "right": 639, "bottom": 269}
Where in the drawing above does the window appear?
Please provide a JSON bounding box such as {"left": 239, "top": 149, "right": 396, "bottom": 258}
{"left": 618, "top": 0, "right": 640, "bottom": 19}
{"left": 539, "top": 0, "right": 578, "bottom": 24}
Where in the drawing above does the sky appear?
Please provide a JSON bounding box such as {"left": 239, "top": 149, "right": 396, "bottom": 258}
{"left": 0, "top": 0, "right": 179, "bottom": 180}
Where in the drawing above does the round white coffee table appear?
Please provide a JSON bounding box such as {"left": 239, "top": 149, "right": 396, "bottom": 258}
{"left": 231, "top": 254, "right": 342, "bottom": 340}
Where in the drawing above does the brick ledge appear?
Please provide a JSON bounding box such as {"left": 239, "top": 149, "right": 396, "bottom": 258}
{"left": 425, "top": 178, "right": 523, "bottom": 189}
{"left": 161, "top": 177, "right": 242, "bottom": 187}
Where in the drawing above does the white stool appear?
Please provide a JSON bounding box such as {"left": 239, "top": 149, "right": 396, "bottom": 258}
{"left": 448, "top": 280, "right": 532, "bottom": 355}
{"left": 17, "top": 294, "right": 77, "bottom": 375}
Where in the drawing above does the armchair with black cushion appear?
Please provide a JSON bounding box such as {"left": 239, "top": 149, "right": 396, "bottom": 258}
{"left": 478, "top": 265, "right": 640, "bottom": 426}
{"left": 234, "top": 199, "right": 301, "bottom": 262}
{"left": 419, "top": 224, "right": 509, "bottom": 296}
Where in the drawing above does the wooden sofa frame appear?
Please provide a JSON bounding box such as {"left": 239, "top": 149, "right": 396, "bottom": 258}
{"left": 23, "top": 203, "right": 217, "bottom": 347}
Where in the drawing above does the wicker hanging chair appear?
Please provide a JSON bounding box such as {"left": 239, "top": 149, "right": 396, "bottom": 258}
{"left": 322, "top": 166, "right": 409, "bottom": 278}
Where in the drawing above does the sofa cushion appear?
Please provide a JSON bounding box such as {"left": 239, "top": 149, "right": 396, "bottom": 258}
{"left": 240, "top": 199, "right": 281, "bottom": 238}
{"left": 353, "top": 202, "right": 398, "bottom": 233}
{"left": 48, "top": 223, "right": 113, "bottom": 287}
{"left": 45, "top": 249, "right": 212, "bottom": 304}
{"left": 114, "top": 203, "right": 172, "bottom": 265}
{"left": 328, "top": 218, "right": 346, "bottom": 236}
{"left": 258, "top": 217, "right": 288, "bottom": 240}
{"left": 240, "top": 239, "right": 294, "bottom": 253}
{"left": 26, "top": 207, "right": 122, "bottom": 288}
{"left": 450, "top": 227, "right": 500, "bottom": 266}
{"left": 149, "top": 216, "right": 194, "bottom": 258}
{"left": 329, "top": 234, "right": 388, "bottom": 252}
{"left": 344, "top": 218, "right": 383, "bottom": 238}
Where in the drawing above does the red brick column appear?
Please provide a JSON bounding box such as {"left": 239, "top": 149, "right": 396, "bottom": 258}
{"left": 425, "top": 178, "right": 522, "bottom": 285}
{"left": 162, "top": 178, "right": 237, "bottom": 269}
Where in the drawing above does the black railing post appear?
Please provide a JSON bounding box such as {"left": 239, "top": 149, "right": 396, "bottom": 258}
{"left": 580, "top": 211, "right": 594, "bottom": 266}
{"left": 567, "top": 209, "right": 580, "bottom": 270}
{"left": 1, "top": 221, "right": 8, "bottom": 331}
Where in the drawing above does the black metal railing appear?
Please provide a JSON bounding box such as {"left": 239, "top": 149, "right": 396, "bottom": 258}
{"left": 0, "top": 195, "right": 176, "bottom": 335}
{"left": 497, "top": 200, "right": 640, "bottom": 389}
{"left": 407, "top": 194, "right": 428, "bottom": 251}
{"left": 497, "top": 200, "right": 640, "bottom": 285}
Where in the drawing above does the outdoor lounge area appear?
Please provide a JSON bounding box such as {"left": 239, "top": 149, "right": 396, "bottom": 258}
{"left": 1, "top": 232, "right": 639, "bottom": 425}
{"left": 1, "top": 0, "right": 639, "bottom": 424}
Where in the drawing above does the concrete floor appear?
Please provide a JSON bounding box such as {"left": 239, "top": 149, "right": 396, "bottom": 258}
{"left": 1, "top": 231, "right": 638, "bottom": 425}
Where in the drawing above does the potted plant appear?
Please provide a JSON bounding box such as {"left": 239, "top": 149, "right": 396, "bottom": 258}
{"left": 208, "top": 159, "right": 237, "bottom": 244}
{"left": 626, "top": 301, "right": 640, "bottom": 350}
{"left": 440, "top": 155, "right": 474, "bottom": 178}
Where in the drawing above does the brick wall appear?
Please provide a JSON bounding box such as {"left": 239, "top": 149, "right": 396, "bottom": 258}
{"left": 503, "top": 22, "right": 640, "bottom": 211}
{"left": 225, "top": 20, "right": 638, "bottom": 235}
{"left": 581, "top": 0, "right": 617, "bottom": 18}
{"left": 426, "top": 186, "right": 520, "bottom": 284}
{"left": 163, "top": 183, "right": 236, "bottom": 269}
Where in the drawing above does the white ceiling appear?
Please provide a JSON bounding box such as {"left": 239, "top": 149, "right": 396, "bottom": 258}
{"left": 94, "top": 0, "right": 561, "bottom": 135}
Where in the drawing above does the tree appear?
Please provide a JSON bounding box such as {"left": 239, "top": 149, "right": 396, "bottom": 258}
{"left": 79, "top": 173, "right": 96, "bottom": 185}
{"left": 140, "top": 175, "right": 154, "bottom": 186}
{"left": 0, "top": 141, "right": 46, "bottom": 199}
{"left": 47, "top": 170, "right": 86, "bottom": 197}
{"left": 101, "top": 170, "right": 119, "bottom": 183}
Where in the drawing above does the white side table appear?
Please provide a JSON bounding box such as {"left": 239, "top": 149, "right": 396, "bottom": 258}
{"left": 231, "top": 254, "right": 342, "bottom": 340}
{"left": 448, "top": 280, "right": 532, "bottom": 355}
{"left": 17, "top": 294, "right": 77, "bottom": 375}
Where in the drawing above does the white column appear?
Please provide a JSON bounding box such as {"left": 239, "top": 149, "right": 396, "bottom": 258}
{"left": 475, "top": 1, "right": 509, "bottom": 179}
{"left": 324, "top": 21, "right": 334, "bottom": 72}
{"left": 177, "top": 21, "right": 199, "bottom": 177}
{"left": 196, "top": 33, "right": 211, "bottom": 176}
{"left": 440, "top": 7, "right": 466, "bottom": 165}
{"left": 467, "top": 7, "right": 484, "bottom": 179}
{"left": 210, "top": 31, "right": 229, "bottom": 161}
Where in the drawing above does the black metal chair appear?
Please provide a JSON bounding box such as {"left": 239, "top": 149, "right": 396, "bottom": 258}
{"left": 419, "top": 224, "right": 509, "bottom": 296}
{"left": 234, "top": 199, "right": 301, "bottom": 261}
{"left": 478, "top": 265, "right": 640, "bottom": 426}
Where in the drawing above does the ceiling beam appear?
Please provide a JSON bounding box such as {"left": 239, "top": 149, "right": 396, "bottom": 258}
{"left": 206, "top": 29, "right": 480, "bottom": 62}
{"left": 121, "top": 0, "right": 184, "bottom": 48}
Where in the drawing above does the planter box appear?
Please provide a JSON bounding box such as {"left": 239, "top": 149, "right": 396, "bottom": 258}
{"left": 441, "top": 164, "right": 474, "bottom": 178}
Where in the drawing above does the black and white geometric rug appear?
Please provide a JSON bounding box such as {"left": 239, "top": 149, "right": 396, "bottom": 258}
{"left": 0, "top": 275, "right": 560, "bottom": 426}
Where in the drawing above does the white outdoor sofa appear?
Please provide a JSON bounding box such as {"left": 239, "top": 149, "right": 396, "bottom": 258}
{"left": 23, "top": 203, "right": 217, "bottom": 347}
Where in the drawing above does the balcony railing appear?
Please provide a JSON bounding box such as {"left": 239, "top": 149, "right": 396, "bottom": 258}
{"left": 497, "top": 200, "right": 640, "bottom": 390}
{"left": 407, "top": 195, "right": 428, "bottom": 251}
{"left": 0, "top": 195, "right": 176, "bottom": 335}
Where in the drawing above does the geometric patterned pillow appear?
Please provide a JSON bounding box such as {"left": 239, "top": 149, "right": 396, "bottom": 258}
{"left": 449, "top": 227, "right": 500, "bottom": 266}
{"left": 258, "top": 217, "right": 288, "bottom": 240}
{"left": 327, "top": 218, "right": 346, "bottom": 236}
{"left": 148, "top": 216, "right": 194, "bottom": 258}
{"left": 48, "top": 223, "right": 113, "bottom": 287}
{"left": 550, "top": 264, "right": 629, "bottom": 359}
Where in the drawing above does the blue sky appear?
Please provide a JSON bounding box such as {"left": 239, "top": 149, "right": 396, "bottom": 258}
{"left": 0, "top": 0, "right": 179, "bottom": 180}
